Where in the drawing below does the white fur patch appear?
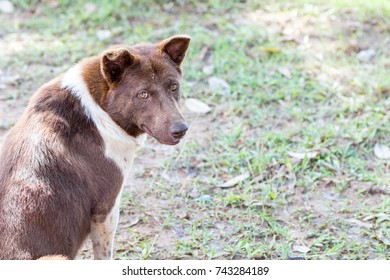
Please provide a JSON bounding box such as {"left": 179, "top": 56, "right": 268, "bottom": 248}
{"left": 60, "top": 63, "right": 145, "bottom": 259}
{"left": 60, "top": 63, "right": 145, "bottom": 174}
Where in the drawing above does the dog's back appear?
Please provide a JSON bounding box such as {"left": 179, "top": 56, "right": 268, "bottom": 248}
{"left": 0, "top": 80, "right": 123, "bottom": 259}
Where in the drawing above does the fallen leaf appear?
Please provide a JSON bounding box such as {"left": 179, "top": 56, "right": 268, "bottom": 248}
{"left": 197, "top": 44, "right": 212, "bottom": 61}
{"left": 285, "top": 172, "right": 297, "bottom": 195}
{"left": 259, "top": 46, "right": 281, "bottom": 53}
{"left": 363, "top": 215, "right": 375, "bottom": 221}
{"left": 345, "top": 218, "right": 373, "bottom": 229}
{"left": 374, "top": 143, "right": 390, "bottom": 159}
{"left": 218, "top": 172, "right": 250, "bottom": 188}
{"left": 249, "top": 174, "right": 265, "bottom": 184}
{"left": 375, "top": 213, "right": 390, "bottom": 224}
{"left": 185, "top": 98, "right": 211, "bottom": 114}
{"left": 288, "top": 256, "right": 306, "bottom": 260}
{"left": 208, "top": 77, "right": 230, "bottom": 95}
{"left": 349, "top": 181, "right": 373, "bottom": 192}
{"left": 287, "top": 151, "right": 318, "bottom": 160}
{"left": 378, "top": 232, "right": 390, "bottom": 247}
{"left": 369, "top": 185, "right": 390, "bottom": 195}
{"left": 363, "top": 213, "right": 390, "bottom": 223}
{"left": 119, "top": 216, "right": 140, "bottom": 228}
{"left": 292, "top": 245, "right": 310, "bottom": 253}
{"left": 178, "top": 209, "right": 190, "bottom": 220}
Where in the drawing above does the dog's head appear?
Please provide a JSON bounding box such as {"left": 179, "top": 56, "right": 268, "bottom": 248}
{"left": 100, "top": 35, "right": 191, "bottom": 145}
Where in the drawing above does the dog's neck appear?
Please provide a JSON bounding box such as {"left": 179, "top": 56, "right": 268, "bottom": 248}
{"left": 80, "top": 56, "right": 110, "bottom": 108}
{"left": 60, "top": 60, "right": 146, "bottom": 150}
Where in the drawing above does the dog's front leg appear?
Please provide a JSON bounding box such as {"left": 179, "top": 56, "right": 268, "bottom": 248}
{"left": 90, "top": 202, "right": 120, "bottom": 260}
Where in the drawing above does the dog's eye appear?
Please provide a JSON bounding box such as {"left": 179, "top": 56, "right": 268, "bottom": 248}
{"left": 137, "top": 92, "right": 148, "bottom": 99}
{"left": 171, "top": 84, "right": 178, "bottom": 92}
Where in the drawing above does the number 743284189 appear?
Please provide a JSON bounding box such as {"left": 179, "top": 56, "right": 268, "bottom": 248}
{"left": 215, "top": 266, "right": 269, "bottom": 276}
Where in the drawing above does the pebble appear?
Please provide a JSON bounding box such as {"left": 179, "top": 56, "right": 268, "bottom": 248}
{"left": 0, "top": 0, "right": 14, "bottom": 14}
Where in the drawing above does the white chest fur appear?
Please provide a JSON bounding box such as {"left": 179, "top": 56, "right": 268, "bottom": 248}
{"left": 60, "top": 64, "right": 145, "bottom": 174}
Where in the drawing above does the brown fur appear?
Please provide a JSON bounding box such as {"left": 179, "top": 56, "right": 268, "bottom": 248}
{"left": 0, "top": 35, "right": 190, "bottom": 259}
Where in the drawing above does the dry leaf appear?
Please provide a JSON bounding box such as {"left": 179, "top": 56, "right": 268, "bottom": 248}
{"left": 378, "top": 232, "right": 390, "bottom": 246}
{"left": 286, "top": 172, "right": 297, "bottom": 195}
{"left": 374, "top": 143, "right": 390, "bottom": 159}
{"left": 363, "top": 213, "right": 390, "bottom": 223}
{"left": 197, "top": 44, "right": 212, "bottom": 61}
{"left": 369, "top": 185, "right": 390, "bottom": 195}
{"left": 184, "top": 98, "right": 211, "bottom": 114}
{"left": 259, "top": 46, "right": 281, "bottom": 53}
{"left": 292, "top": 244, "right": 310, "bottom": 253}
{"left": 119, "top": 216, "right": 140, "bottom": 228}
{"left": 249, "top": 174, "right": 266, "bottom": 184}
{"left": 349, "top": 181, "right": 373, "bottom": 192}
{"left": 287, "top": 151, "right": 318, "bottom": 160}
{"left": 218, "top": 172, "right": 250, "bottom": 188}
{"left": 345, "top": 218, "right": 373, "bottom": 229}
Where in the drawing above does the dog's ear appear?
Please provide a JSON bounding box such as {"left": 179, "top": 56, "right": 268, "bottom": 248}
{"left": 159, "top": 35, "right": 191, "bottom": 66}
{"left": 101, "top": 48, "right": 137, "bottom": 84}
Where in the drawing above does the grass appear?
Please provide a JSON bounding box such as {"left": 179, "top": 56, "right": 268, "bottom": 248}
{"left": 1, "top": 0, "right": 389, "bottom": 259}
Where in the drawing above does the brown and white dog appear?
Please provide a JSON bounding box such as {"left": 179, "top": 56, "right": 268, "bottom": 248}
{"left": 0, "top": 35, "right": 191, "bottom": 260}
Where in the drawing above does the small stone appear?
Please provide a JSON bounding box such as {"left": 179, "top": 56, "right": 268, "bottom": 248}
{"left": 208, "top": 77, "right": 231, "bottom": 95}
{"left": 0, "top": 1, "right": 14, "bottom": 14}
{"left": 196, "top": 194, "right": 212, "bottom": 203}
{"left": 277, "top": 67, "right": 292, "bottom": 78}
{"left": 202, "top": 65, "right": 214, "bottom": 75}
{"left": 84, "top": 2, "right": 97, "bottom": 13}
{"left": 374, "top": 143, "right": 390, "bottom": 159}
{"left": 96, "top": 30, "right": 112, "bottom": 41}
{"left": 357, "top": 49, "right": 376, "bottom": 62}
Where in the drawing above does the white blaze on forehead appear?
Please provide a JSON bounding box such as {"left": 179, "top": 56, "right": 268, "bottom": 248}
{"left": 60, "top": 63, "right": 145, "bottom": 174}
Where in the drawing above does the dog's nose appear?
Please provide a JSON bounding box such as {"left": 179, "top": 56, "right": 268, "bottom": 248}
{"left": 169, "top": 123, "right": 188, "bottom": 139}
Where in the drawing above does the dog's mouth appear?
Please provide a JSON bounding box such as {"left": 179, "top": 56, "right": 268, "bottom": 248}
{"left": 140, "top": 124, "right": 181, "bottom": 146}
